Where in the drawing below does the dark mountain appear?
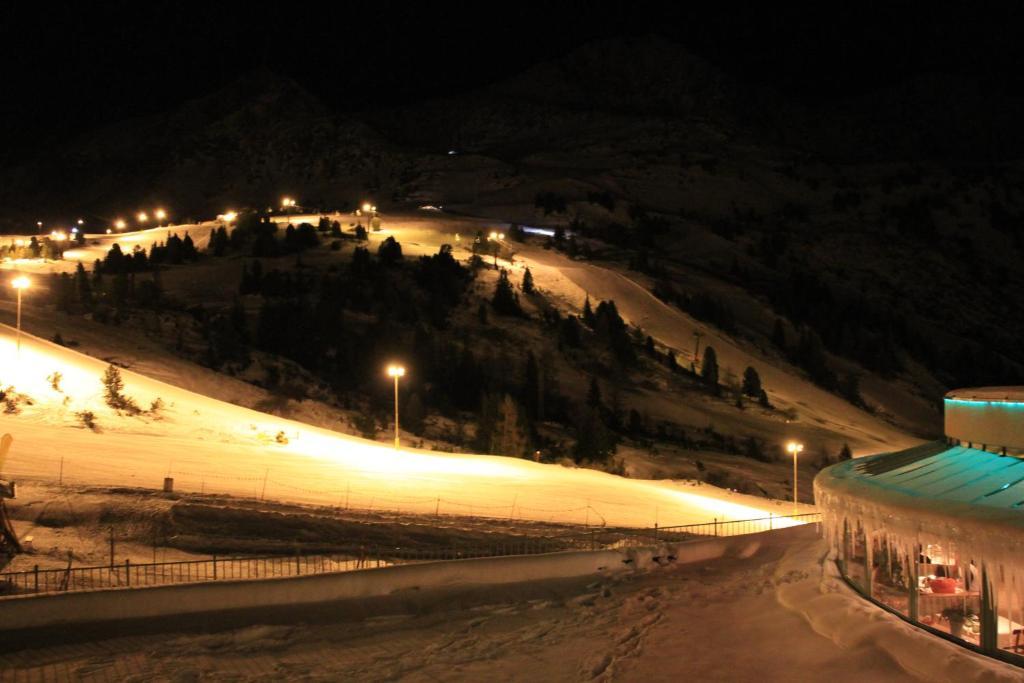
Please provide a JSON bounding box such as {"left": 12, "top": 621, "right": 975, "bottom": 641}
{"left": 0, "top": 70, "right": 408, "bottom": 229}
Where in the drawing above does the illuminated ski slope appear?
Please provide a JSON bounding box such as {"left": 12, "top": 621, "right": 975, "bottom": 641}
{"left": 0, "top": 326, "right": 811, "bottom": 528}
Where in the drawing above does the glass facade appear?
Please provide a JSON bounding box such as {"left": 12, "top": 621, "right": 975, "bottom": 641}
{"left": 835, "top": 527, "right": 1020, "bottom": 662}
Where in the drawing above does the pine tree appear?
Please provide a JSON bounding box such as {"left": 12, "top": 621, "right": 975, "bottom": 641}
{"left": 494, "top": 395, "right": 528, "bottom": 457}
{"left": 582, "top": 296, "right": 595, "bottom": 328}
{"left": 702, "top": 346, "right": 720, "bottom": 391}
{"left": 75, "top": 262, "right": 93, "bottom": 308}
{"left": 491, "top": 269, "right": 522, "bottom": 315}
{"left": 522, "top": 267, "right": 535, "bottom": 294}
{"left": 839, "top": 443, "right": 853, "bottom": 460}
{"left": 742, "top": 366, "right": 762, "bottom": 397}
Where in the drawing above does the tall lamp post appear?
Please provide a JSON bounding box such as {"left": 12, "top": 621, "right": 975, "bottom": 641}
{"left": 386, "top": 364, "right": 406, "bottom": 450}
{"left": 281, "top": 197, "right": 296, "bottom": 225}
{"left": 786, "top": 441, "right": 804, "bottom": 515}
{"left": 10, "top": 276, "right": 30, "bottom": 353}
{"left": 487, "top": 231, "right": 505, "bottom": 267}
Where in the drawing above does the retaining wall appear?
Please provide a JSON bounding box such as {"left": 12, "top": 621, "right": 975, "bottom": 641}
{"left": 0, "top": 533, "right": 767, "bottom": 634}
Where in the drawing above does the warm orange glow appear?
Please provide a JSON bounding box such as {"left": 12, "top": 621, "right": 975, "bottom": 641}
{"left": 154, "top": 209, "right": 167, "bottom": 220}
{"left": 114, "top": 219, "right": 127, "bottom": 230}
{"left": 136, "top": 212, "right": 149, "bottom": 223}
{"left": 386, "top": 364, "right": 406, "bottom": 378}
{"left": 281, "top": 197, "right": 296, "bottom": 208}
{"left": 362, "top": 202, "right": 373, "bottom": 213}
{"left": 10, "top": 276, "right": 30, "bottom": 291}
{"left": 786, "top": 441, "right": 804, "bottom": 455}
{"left": 220, "top": 211, "right": 238, "bottom": 222}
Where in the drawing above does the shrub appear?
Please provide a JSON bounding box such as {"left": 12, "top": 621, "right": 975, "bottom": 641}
{"left": 76, "top": 410, "right": 98, "bottom": 431}
{"left": 102, "top": 364, "right": 140, "bottom": 414}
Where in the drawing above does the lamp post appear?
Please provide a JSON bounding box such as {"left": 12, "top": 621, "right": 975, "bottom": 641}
{"left": 154, "top": 208, "right": 167, "bottom": 226}
{"left": 786, "top": 441, "right": 804, "bottom": 515}
{"left": 386, "top": 364, "right": 406, "bottom": 449}
{"left": 10, "top": 276, "right": 30, "bottom": 353}
{"left": 281, "top": 197, "right": 296, "bottom": 225}
{"left": 487, "top": 231, "right": 505, "bottom": 267}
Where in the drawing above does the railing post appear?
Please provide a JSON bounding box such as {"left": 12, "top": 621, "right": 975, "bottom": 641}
{"left": 296, "top": 554, "right": 301, "bottom": 575}
{"left": 125, "top": 559, "right": 131, "bottom": 587}
{"left": 33, "top": 565, "right": 38, "bottom": 594}
{"left": 714, "top": 518, "right": 718, "bottom": 537}
{"left": 213, "top": 555, "right": 218, "bottom": 580}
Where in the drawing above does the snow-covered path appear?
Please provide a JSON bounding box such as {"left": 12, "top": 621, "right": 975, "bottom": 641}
{"left": 0, "top": 326, "right": 811, "bottom": 529}
{"left": 3, "top": 526, "right": 1014, "bottom": 681}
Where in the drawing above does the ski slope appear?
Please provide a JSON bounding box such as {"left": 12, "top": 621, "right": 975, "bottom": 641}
{"left": 0, "top": 326, "right": 811, "bottom": 528}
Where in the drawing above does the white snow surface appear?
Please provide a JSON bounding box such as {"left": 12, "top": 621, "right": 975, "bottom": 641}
{"left": 0, "top": 326, "right": 812, "bottom": 528}
{"left": 1, "top": 526, "right": 1017, "bottom": 681}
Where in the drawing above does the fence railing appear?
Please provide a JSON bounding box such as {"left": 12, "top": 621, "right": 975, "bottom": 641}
{"left": 0, "top": 512, "right": 820, "bottom": 599}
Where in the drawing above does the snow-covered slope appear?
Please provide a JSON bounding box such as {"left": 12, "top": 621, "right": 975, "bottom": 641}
{"left": 0, "top": 325, "right": 810, "bottom": 528}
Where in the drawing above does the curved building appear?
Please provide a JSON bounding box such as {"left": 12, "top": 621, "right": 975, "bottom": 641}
{"left": 816, "top": 388, "right": 1024, "bottom": 664}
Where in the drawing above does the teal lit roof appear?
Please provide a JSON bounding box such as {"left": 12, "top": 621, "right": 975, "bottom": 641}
{"left": 830, "top": 442, "right": 1024, "bottom": 509}
{"left": 945, "top": 386, "right": 1024, "bottom": 405}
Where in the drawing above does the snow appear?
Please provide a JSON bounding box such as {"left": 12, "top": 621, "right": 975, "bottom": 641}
{"left": 0, "top": 325, "right": 812, "bottom": 529}
{"left": 2, "top": 526, "right": 1016, "bottom": 680}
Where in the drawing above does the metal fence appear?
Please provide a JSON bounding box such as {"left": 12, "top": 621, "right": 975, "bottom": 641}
{"left": 570, "top": 512, "right": 822, "bottom": 549}
{"left": 0, "top": 512, "right": 820, "bottom": 599}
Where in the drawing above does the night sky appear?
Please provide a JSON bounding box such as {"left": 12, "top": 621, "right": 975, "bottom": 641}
{"left": 2, "top": 3, "right": 1022, "bottom": 153}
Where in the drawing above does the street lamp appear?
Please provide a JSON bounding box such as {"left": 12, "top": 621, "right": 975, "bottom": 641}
{"left": 487, "top": 231, "right": 505, "bottom": 266}
{"left": 137, "top": 211, "right": 149, "bottom": 224}
{"left": 786, "top": 441, "right": 804, "bottom": 514}
{"left": 154, "top": 208, "right": 167, "bottom": 224}
{"left": 281, "top": 197, "right": 296, "bottom": 225}
{"left": 386, "top": 364, "right": 406, "bottom": 450}
{"left": 10, "top": 276, "right": 30, "bottom": 352}
{"left": 114, "top": 219, "right": 126, "bottom": 231}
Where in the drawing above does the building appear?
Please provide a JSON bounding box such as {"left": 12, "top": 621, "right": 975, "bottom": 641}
{"left": 815, "top": 387, "right": 1024, "bottom": 664}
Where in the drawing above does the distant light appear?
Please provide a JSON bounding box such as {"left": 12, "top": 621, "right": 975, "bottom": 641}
{"left": 77, "top": 219, "right": 84, "bottom": 225}
{"left": 106, "top": 228, "right": 113, "bottom": 234}
{"left": 71, "top": 227, "right": 78, "bottom": 233}
{"left": 281, "top": 197, "right": 296, "bottom": 208}
{"left": 10, "top": 276, "right": 30, "bottom": 290}
{"left": 220, "top": 211, "right": 238, "bottom": 222}
{"left": 786, "top": 441, "right": 804, "bottom": 455}
{"left": 362, "top": 202, "right": 373, "bottom": 213}
{"left": 137, "top": 211, "right": 149, "bottom": 223}
{"left": 154, "top": 209, "right": 167, "bottom": 220}
{"left": 386, "top": 364, "right": 406, "bottom": 378}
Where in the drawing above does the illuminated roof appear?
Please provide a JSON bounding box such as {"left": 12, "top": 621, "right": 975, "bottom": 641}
{"left": 945, "top": 386, "right": 1024, "bottom": 404}
{"left": 821, "top": 442, "right": 1024, "bottom": 515}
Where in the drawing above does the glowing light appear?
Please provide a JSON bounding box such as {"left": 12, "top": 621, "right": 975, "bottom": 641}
{"left": 154, "top": 209, "right": 166, "bottom": 221}
{"left": 114, "top": 219, "right": 127, "bottom": 230}
{"left": 76, "top": 219, "right": 84, "bottom": 225}
{"left": 220, "top": 211, "right": 238, "bottom": 223}
{"left": 106, "top": 229, "right": 112, "bottom": 234}
{"left": 137, "top": 212, "right": 149, "bottom": 223}
{"left": 386, "top": 364, "right": 406, "bottom": 378}
{"left": 10, "top": 276, "right": 30, "bottom": 290}
{"left": 786, "top": 441, "right": 804, "bottom": 455}
{"left": 362, "top": 202, "right": 373, "bottom": 213}
{"left": 281, "top": 197, "right": 296, "bottom": 208}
